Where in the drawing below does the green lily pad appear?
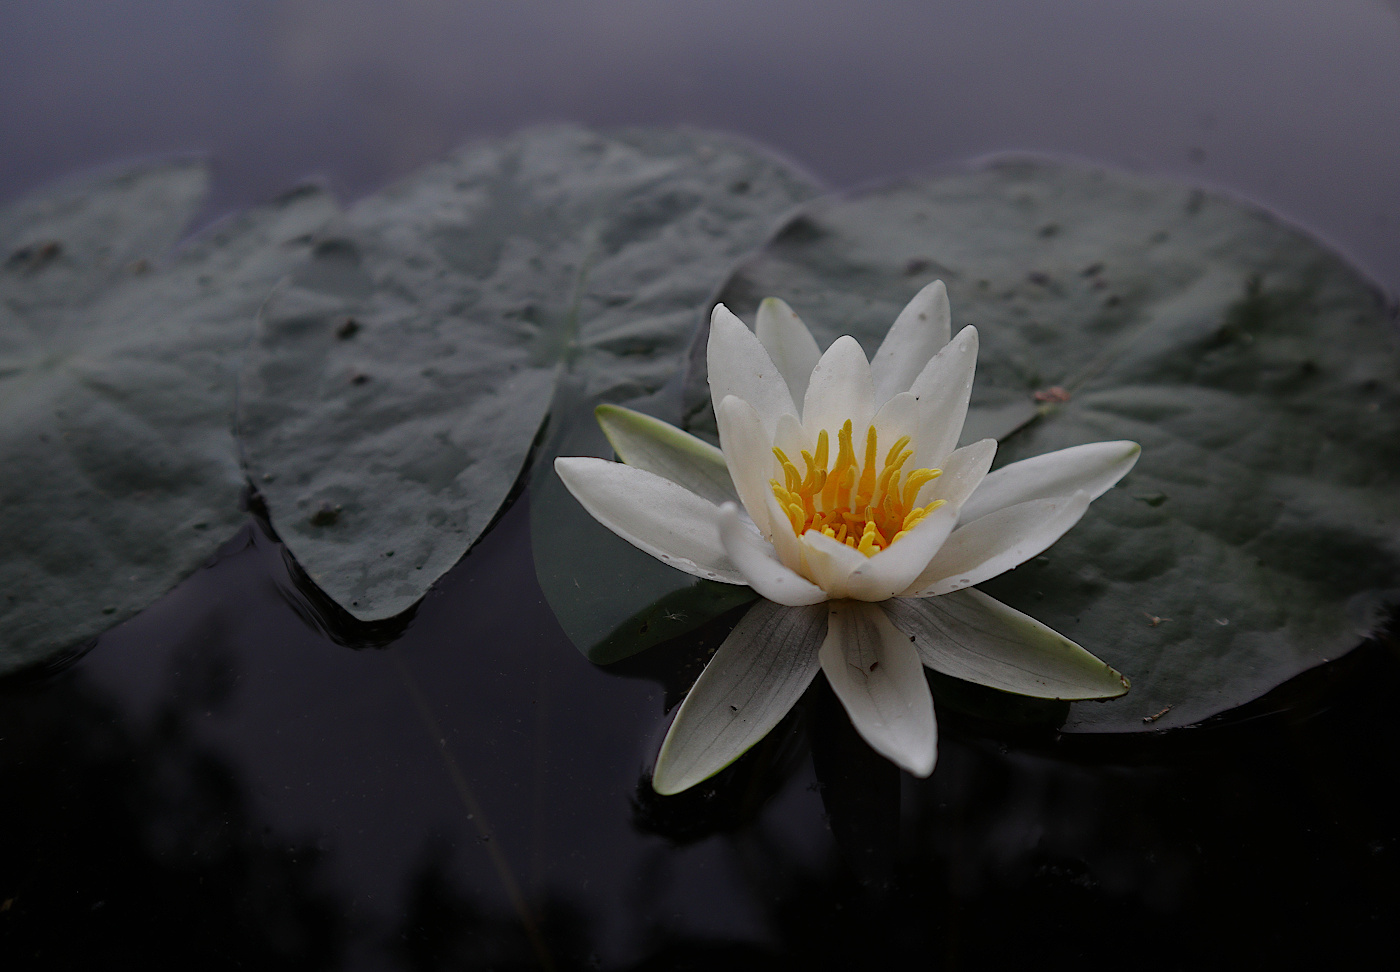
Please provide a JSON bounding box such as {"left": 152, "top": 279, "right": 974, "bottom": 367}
{"left": 238, "top": 125, "right": 819, "bottom": 621}
{"left": 0, "top": 162, "right": 338, "bottom": 675}
{"left": 685, "top": 157, "right": 1399, "bottom": 733}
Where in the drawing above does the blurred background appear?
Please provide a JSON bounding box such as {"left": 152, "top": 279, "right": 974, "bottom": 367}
{"left": 3, "top": 0, "right": 1398, "bottom": 292}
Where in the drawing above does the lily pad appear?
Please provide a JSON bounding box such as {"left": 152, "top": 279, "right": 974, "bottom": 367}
{"left": 0, "top": 163, "right": 338, "bottom": 675}
{"left": 686, "top": 158, "right": 1400, "bottom": 732}
{"left": 239, "top": 125, "right": 819, "bottom": 620}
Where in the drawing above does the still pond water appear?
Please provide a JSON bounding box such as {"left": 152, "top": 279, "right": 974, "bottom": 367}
{"left": 3, "top": 2, "right": 1399, "bottom": 969}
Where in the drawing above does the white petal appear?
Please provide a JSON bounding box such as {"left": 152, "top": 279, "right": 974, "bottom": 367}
{"left": 707, "top": 304, "right": 798, "bottom": 436}
{"left": 796, "top": 529, "right": 868, "bottom": 598}
{"left": 801, "top": 335, "right": 875, "bottom": 440}
{"left": 555, "top": 457, "right": 746, "bottom": 584}
{"left": 885, "top": 590, "right": 1129, "bottom": 699}
{"left": 907, "top": 325, "right": 979, "bottom": 468}
{"left": 653, "top": 600, "right": 827, "bottom": 795}
{"left": 771, "top": 411, "right": 814, "bottom": 467}
{"left": 871, "top": 280, "right": 952, "bottom": 404}
{"left": 842, "top": 503, "right": 959, "bottom": 601}
{"left": 922, "top": 438, "right": 997, "bottom": 510}
{"left": 902, "top": 491, "right": 1092, "bottom": 597}
{"left": 756, "top": 297, "right": 822, "bottom": 406}
{"left": 595, "top": 404, "right": 737, "bottom": 506}
{"left": 715, "top": 395, "right": 775, "bottom": 537}
{"left": 819, "top": 601, "right": 937, "bottom": 777}
{"left": 718, "top": 503, "right": 828, "bottom": 606}
{"left": 767, "top": 413, "right": 815, "bottom": 571}
{"left": 763, "top": 488, "right": 806, "bottom": 574}
{"left": 958, "top": 440, "right": 1141, "bottom": 525}
{"left": 870, "top": 392, "right": 922, "bottom": 450}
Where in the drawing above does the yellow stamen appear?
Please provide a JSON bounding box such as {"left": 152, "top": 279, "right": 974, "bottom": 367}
{"left": 784, "top": 503, "right": 803, "bottom": 535}
{"left": 855, "top": 426, "right": 878, "bottom": 507}
{"left": 767, "top": 417, "right": 944, "bottom": 557}
{"left": 902, "top": 468, "right": 941, "bottom": 508}
{"left": 773, "top": 447, "right": 801, "bottom": 492}
{"left": 884, "top": 435, "right": 911, "bottom": 468}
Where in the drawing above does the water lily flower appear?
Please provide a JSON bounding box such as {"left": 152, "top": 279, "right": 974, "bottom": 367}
{"left": 556, "top": 282, "right": 1138, "bottom": 794}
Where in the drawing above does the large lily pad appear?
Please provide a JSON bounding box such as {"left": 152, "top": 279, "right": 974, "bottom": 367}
{"left": 685, "top": 158, "right": 1400, "bottom": 733}
{"left": 0, "top": 163, "right": 338, "bottom": 675}
{"left": 239, "top": 125, "right": 819, "bottom": 620}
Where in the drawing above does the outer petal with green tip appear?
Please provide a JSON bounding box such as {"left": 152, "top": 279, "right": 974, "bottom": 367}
{"left": 884, "top": 589, "right": 1129, "bottom": 699}
{"left": 653, "top": 600, "right": 827, "bottom": 794}
{"left": 595, "top": 404, "right": 737, "bottom": 506}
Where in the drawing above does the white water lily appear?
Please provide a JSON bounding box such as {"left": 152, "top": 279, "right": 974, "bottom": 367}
{"left": 556, "top": 281, "right": 1138, "bottom": 794}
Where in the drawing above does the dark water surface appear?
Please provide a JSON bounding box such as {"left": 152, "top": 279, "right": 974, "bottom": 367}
{"left": 3, "top": 3, "right": 1400, "bottom": 969}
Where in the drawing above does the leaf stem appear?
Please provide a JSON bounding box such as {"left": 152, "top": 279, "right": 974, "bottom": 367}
{"left": 392, "top": 651, "right": 555, "bottom": 972}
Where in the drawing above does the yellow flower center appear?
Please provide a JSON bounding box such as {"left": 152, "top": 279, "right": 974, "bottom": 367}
{"left": 770, "top": 419, "right": 945, "bottom": 557}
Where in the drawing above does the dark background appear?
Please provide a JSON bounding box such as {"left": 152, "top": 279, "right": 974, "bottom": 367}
{"left": 2, "top": 3, "right": 1399, "bottom": 970}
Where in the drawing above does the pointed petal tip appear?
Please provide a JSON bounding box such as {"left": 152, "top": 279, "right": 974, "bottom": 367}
{"left": 820, "top": 601, "right": 937, "bottom": 778}
{"left": 593, "top": 403, "right": 624, "bottom": 449}
{"left": 650, "top": 768, "right": 687, "bottom": 796}
{"left": 708, "top": 305, "right": 800, "bottom": 428}
{"left": 879, "top": 733, "right": 937, "bottom": 779}
{"left": 1104, "top": 439, "right": 1142, "bottom": 463}
{"left": 828, "top": 333, "right": 869, "bottom": 360}
{"left": 711, "top": 302, "right": 743, "bottom": 327}
{"left": 1071, "top": 662, "right": 1131, "bottom": 700}
{"left": 905, "top": 743, "right": 938, "bottom": 778}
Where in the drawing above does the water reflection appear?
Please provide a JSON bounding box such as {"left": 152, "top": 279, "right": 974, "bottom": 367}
{"left": 393, "top": 846, "right": 591, "bottom": 972}
{"left": 0, "top": 663, "right": 345, "bottom": 967}
{"left": 3, "top": 486, "right": 1398, "bottom": 968}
